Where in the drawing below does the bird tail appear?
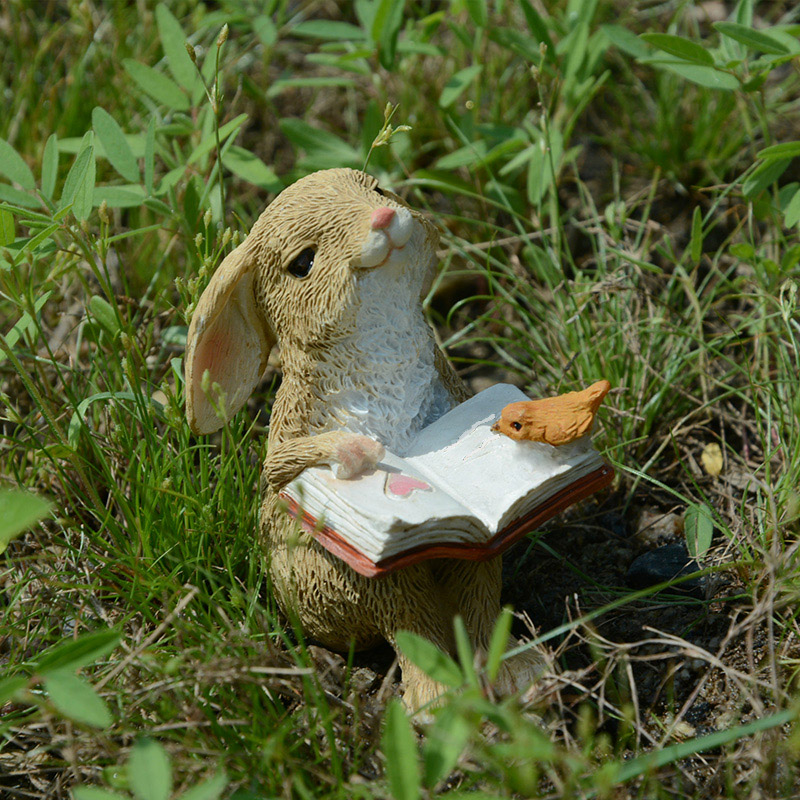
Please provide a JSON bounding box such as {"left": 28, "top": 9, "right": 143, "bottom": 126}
{"left": 582, "top": 379, "right": 611, "bottom": 412}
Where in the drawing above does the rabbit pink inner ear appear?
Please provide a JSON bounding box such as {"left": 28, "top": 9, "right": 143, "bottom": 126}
{"left": 185, "top": 247, "right": 274, "bottom": 435}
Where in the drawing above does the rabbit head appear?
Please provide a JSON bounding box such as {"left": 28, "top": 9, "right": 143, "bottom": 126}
{"left": 185, "top": 168, "right": 440, "bottom": 435}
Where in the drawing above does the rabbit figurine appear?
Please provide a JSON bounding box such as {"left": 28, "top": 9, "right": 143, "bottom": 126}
{"left": 185, "top": 168, "right": 545, "bottom": 711}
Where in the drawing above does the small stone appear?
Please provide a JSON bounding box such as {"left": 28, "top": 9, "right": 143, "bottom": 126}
{"left": 685, "top": 700, "right": 712, "bottom": 725}
{"left": 715, "top": 709, "right": 739, "bottom": 729}
{"left": 672, "top": 720, "right": 696, "bottom": 739}
{"left": 349, "top": 666, "right": 379, "bottom": 694}
{"left": 625, "top": 543, "right": 704, "bottom": 596}
{"left": 635, "top": 510, "right": 684, "bottom": 547}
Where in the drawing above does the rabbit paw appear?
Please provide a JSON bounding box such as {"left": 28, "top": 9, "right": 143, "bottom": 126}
{"left": 333, "top": 434, "right": 386, "bottom": 479}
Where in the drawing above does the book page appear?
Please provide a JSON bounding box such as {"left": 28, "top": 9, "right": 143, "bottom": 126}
{"left": 285, "top": 452, "right": 488, "bottom": 562}
{"left": 403, "top": 384, "right": 603, "bottom": 532}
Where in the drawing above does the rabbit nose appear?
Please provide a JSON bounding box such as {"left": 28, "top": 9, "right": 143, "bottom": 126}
{"left": 370, "top": 207, "right": 395, "bottom": 230}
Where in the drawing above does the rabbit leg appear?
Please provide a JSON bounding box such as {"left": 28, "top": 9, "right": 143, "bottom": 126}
{"left": 274, "top": 549, "right": 460, "bottom": 712}
{"left": 433, "top": 558, "right": 547, "bottom": 696}
{"left": 378, "top": 561, "right": 459, "bottom": 713}
{"left": 266, "top": 512, "right": 386, "bottom": 650}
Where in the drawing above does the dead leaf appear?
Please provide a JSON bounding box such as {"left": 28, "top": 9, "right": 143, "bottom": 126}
{"left": 701, "top": 443, "right": 723, "bottom": 476}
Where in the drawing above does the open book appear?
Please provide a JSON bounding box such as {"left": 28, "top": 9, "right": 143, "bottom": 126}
{"left": 279, "top": 384, "right": 613, "bottom": 577}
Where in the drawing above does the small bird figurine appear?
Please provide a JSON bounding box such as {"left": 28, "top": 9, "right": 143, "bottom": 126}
{"left": 492, "top": 379, "right": 611, "bottom": 446}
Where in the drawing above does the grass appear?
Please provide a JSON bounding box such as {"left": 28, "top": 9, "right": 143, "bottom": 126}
{"left": 2, "top": 0, "right": 800, "bottom": 798}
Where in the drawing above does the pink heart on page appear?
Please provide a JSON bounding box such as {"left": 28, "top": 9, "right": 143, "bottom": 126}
{"left": 384, "top": 472, "right": 432, "bottom": 498}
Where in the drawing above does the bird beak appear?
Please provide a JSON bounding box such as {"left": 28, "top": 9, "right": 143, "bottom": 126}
{"left": 491, "top": 421, "right": 500, "bottom": 433}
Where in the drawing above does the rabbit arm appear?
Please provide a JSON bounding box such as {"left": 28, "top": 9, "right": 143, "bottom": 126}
{"left": 263, "top": 431, "right": 385, "bottom": 490}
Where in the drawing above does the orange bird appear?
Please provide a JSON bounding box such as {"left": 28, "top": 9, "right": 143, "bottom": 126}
{"left": 492, "top": 380, "right": 611, "bottom": 446}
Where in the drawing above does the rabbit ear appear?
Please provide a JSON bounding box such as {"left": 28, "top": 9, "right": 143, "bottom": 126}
{"left": 185, "top": 244, "right": 275, "bottom": 435}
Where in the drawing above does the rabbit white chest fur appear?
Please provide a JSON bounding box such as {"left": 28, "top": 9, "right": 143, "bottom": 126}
{"left": 308, "top": 245, "right": 453, "bottom": 453}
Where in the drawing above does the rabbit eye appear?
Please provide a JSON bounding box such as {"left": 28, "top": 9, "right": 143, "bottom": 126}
{"left": 288, "top": 247, "right": 315, "bottom": 278}
{"left": 512, "top": 422, "right": 522, "bottom": 431}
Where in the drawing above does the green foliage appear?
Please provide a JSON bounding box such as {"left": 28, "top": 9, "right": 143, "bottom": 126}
{"left": 36, "top": 630, "right": 121, "bottom": 674}
{"left": 92, "top": 108, "right": 141, "bottom": 184}
{"left": 749, "top": 143, "right": 800, "bottom": 229}
{"left": 70, "top": 739, "right": 228, "bottom": 800}
{"left": 440, "top": 65, "right": 484, "bottom": 109}
{"left": 422, "top": 704, "right": 472, "bottom": 789}
{"left": 0, "top": 138, "right": 36, "bottom": 189}
{"left": 129, "top": 739, "right": 173, "bottom": 800}
{"left": 44, "top": 670, "right": 113, "bottom": 729}
{"left": 0, "top": 489, "right": 51, "bottom": 553}
{"left": 0, "top": 629, "right": 118, "bottom": 732}
{"left": 0, "top": 207, "right": 13, "bottom": 244}
{"left": 637, "top": 19, "right": 800, "bottom": 91}
{"left": 73, "top": 789, "right": 130, "bottom": 800}
{"left": 685, "top": 503, "right": 714, "bottom": 561}
{"left": 485, "top": 606, "right": 513, "bottom": 683}
{"left": 123, "top": 60, "right": 192, "bottom": 112}
{"left": 155, "top": 5, "right": 202, "bottom": 95}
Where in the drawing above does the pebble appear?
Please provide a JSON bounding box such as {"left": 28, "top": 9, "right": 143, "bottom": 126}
{"left": 625, "top": 543, "right": 705, "bottom": 596}
{"left": 635, "top": 510, "right": 684, "bottom": 547}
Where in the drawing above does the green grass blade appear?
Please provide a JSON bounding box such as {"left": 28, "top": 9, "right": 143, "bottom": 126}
{"left": 485, "top": 606, "right": 513, "bottom": 683}
{"left": 465, "top": 0, "right": 488, "bottom": 28}
{"left": 440, "top": 65, "right": 482, "bottom": 108}
{"left": 585, "top": 708, "right": 796, "bottom": 795}
{"left": 382, "top": 699, "right": 421, "bottom": 800}
{"left": 144, "top": 116, "right": 155, "bottom": 195}
{"left": 395, "top": 631, "right": 463, "bottom": 688}
{"left": 0, "top": 208, "right": 13, "bottom": 245}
